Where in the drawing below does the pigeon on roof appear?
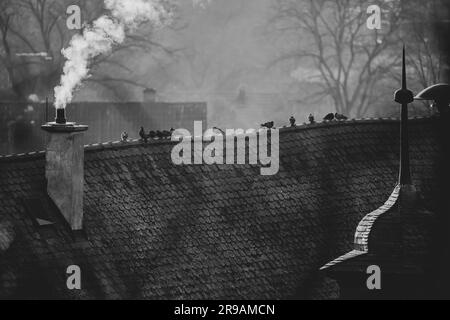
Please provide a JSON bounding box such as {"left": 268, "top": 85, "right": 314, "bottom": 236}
{"left": 335, "top": 113, "right": 348, "bottom": 121}
{"left": 289, "top": 116, "right": 296, "bottom": 127}
{"left": 162, "top": 130, "right": 171, "bottom": 139}
{"left": 323, "top": 113, "right": 334, "bottom": 121}
{"left": 261, "top": 121, "right": 274, "bottom": 129}
{"left": 139, "top": 127, "right": 148, "bottom": 143}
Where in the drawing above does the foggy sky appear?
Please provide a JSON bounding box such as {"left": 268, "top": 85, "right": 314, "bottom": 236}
{"left": 65, "top": 0, "right": 440, "bottom": 128}
{"left": 80, "top": 0, "right": 304, "bottom": 129}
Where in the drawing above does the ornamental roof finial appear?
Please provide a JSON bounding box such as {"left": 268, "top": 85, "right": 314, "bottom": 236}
{"left": 394, "top": 45, "right": 414, "bottom": 186}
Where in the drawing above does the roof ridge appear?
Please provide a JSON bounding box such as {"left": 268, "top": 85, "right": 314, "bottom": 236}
{"left": 0, "top": 116, "right": 437, "bottom": 162}
{"left": 0, "top": 150, "right": 46, "bottom": 162}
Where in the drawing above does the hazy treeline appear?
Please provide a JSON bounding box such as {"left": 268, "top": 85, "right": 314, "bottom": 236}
{"left": 0, "top": 0, "right": 447, "bottom": 128}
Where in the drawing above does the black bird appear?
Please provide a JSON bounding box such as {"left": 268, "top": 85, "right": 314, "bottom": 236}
{"left": 289, "top": 116, "right": 296, "bottom": 127}
{"left": 139, "top": 127, "right": 145, "bottom": 138}
{"left": 148, "top": 131, "right": 157, "bottom": 139}
{"left": 156, "top": 131, "right": 164, "bottom": 139}
{"left": 121, "top": 131, "right": 129, "bottom": 142}
{"left": 162, "top": 130, "right": 171, "bottom": 139}
{"left": 323, "top": 113, "right": 335, "bottom": 121}
{"left": 308, "top": 114, "right": 315, "bottom": 124}
{"left": 335, "top": 113, "right": 348, "bottom": 121}
{"left": 261, "top": 121, "right": 274, "bottom": 129}
{"left": 139, "top": 127, "right": 148, "bottom": 142}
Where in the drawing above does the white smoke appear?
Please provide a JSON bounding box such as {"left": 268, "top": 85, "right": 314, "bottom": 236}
{"left": 54, "top": 0, "right": 170, "bottom": 109}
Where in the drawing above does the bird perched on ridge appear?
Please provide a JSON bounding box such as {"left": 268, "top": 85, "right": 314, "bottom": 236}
{"left": 289, "top": 116, "right": 296, "bottom": 127}
{"left": 139, "top": 127, "right": 148, "bottom": 143}
{"left": 335, "top": 113, "right": 348, "bottom": 121}
{"left": 148, "top": 131, "right": 157, "bottom": 139}
{"left": 261, "top": 121, "right": 274, "bottom": 129}
{"left": 308, "top": 114, "right": 315, "bottom": 124}
{"left": 121, "top": 131, "right": 129, "bottom": 142}
{"left": 323, "top": 113, "right": 335, "bottom": 121}
{"left": 162, "top": 130, "right": 172, "bottom": 139}
{"left": 168, "top": 128, "right": 176, "bottom": 139}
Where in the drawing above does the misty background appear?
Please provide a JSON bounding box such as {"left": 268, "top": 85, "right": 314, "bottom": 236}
{"left": 0, "top": 0, "right": 448, "bottom": 133}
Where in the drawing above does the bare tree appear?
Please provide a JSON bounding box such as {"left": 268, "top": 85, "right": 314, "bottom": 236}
{"left": 0, "top": 0, "right": 175, "bottom": 101}
{"left": 270, "top": 0, "right": 405, "bottom": 118}
{"left": 404, "top": 0, "right": 446, "bottom": 89}
{"left": 0, "top": 0, "right": 88, "bottom": 98}
{"left": 165, "top": 0, "right": 247, "bottom": 96}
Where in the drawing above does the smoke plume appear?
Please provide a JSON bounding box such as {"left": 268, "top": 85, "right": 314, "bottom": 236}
{"left": 54, "top": 0, "right": 170, "bottom": 109}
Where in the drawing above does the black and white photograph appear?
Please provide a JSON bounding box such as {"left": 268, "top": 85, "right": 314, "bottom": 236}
{"left": 0, "top": 0, "right": 450, "bottom": 307}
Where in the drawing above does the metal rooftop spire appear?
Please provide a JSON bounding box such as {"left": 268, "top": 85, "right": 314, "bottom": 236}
{"left": 394, "top": 46, "right": 414, "bottom": 186}
{"left": 402, "top": 46, "right": 407, "bottom": 90}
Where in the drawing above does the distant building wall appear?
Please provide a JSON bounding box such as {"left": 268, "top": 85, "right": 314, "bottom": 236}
{"left": 0, "top": 101, "right": 207, "bottom": 155}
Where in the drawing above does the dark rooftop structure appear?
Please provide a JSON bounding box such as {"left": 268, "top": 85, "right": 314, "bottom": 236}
{"left": 319, "top": 48, "right": 444, "bottom": 299}
{"left": 0, "top": 114, "right": 442, "bottom": 299}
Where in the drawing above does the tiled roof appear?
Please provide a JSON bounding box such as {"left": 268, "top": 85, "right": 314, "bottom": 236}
{"left": 0, "top": 117, "right": 440, "bottom": 299}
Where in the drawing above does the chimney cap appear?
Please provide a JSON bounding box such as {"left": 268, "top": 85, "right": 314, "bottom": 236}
{"left": 41, "top": 122, "right": 88, "bottom": 133}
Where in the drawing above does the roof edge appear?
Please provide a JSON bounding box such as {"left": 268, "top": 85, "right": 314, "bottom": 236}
{"left": 0, "top": 116, "right": 438, "bottom": 163}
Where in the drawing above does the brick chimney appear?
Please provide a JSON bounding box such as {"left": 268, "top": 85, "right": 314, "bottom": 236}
{"left": 41, "top": 107, "right": 88, "bottom": 230}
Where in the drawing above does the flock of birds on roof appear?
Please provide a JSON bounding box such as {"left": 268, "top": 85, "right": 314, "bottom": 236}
{"left": 121, "top": 112, "right": 349, "bottom": 142}
{"left": 138, "top": 127, "right": 175, "bottom": 143}
{"left": 260, "top": 112, "right": 348, "bottom": 128}
{"left": 120, "top": 128, "right": 175, "bottom": 143}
